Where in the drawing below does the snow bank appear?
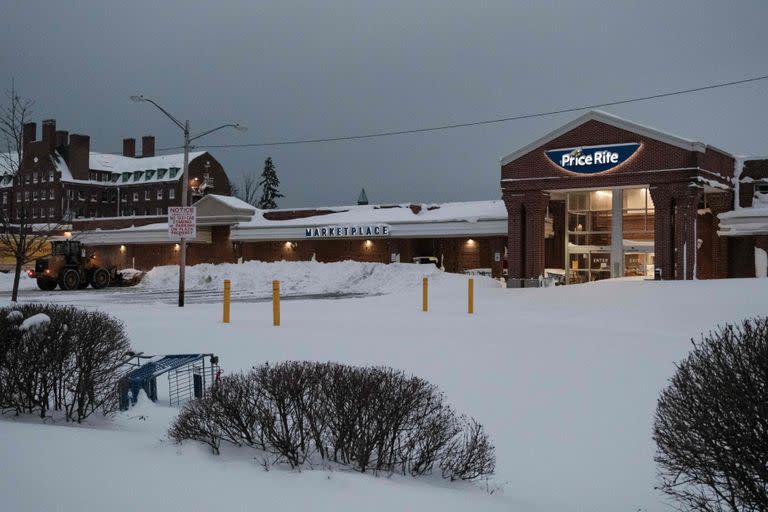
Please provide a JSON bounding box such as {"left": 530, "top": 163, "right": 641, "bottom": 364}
{"left": 140, "top": 260, "right": 497, "bottom": 295}
{"left": 0, "top": 272, "right": 36, "bottom": 293}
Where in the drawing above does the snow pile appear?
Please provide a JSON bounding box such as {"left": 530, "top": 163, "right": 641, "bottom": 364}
{"left": 19, "top": 313, "right": 50, "bottom": 331}
{"left": 140, "top": 260, "right": 497, "bottom": 295}
{"left": 6, "top": 310, "right": 23, "bottom": 322}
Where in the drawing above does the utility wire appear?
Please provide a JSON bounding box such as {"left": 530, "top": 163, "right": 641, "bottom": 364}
{"left": 150, "top": 74, "right": 768, "bottom": 152}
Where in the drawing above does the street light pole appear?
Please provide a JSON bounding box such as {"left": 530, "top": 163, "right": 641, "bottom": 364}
{"left": 129, "top": 95, "right": 246, "bottom": 308}
{"left": 179, "top": 119, "right": 190, "bottom": 307}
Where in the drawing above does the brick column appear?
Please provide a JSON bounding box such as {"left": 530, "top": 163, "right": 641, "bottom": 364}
{"left": 523, "top": 191, "right": 550, "bottom": 279}
{"left": 673, "top": 185, "right": 702, "bottom": 280}
{"left": 706, "top": 192, "right": 733, "bottom": 279}
{"left": 503, "top": 191, "right": 524, "bottom": 280}
{"left": 650, "top": 186, "right": 674, "bottom": 280}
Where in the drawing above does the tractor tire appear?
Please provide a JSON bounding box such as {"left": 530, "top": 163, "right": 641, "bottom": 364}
{"left": 59, "top": 268, "right": 81, "bottom": 291}
{"left": 90, "top": 267, "right": 111, "bottom": 289}
{"left": 36, "top": 278, "right": 57, "bottom": 291}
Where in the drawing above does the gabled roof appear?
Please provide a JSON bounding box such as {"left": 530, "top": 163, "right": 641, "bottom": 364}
{"left": 500, "top": 110, "right": 722, "bottom": 166}
{"left": 193, "top": 193, "right": 257, "bottom": 225}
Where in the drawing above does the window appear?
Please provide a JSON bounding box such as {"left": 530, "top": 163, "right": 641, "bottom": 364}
{"left": 16, "top": 192, "right": 21, "bottom": 202}
{"left": 156, "top": 207, "right": 163, "bottom": 215}
{"left": 32, "top": 208, "right": 37, "bottom": 218}
{"left": 49, "top": 207, "right": 54, "bottom": 218}
{"left": 24, "top": 191, "right": 29, "bottom": 201}
{"left": 41, "top": 172, "right": 46, "bottom": 183}
{"left": 49, "top": 188, "right": 55, "bottom": 200}
{"left": 77, "top": 190, "right": 85, "bottom": 201}
{"left": 32, "top": 191, "right": 38, "bottom": 201}
{"left": 132, "top": 192, "right": 139, "bottom": 202}
{"left": 169, "top": 188, "right": 175, "bottom": 200}
{"left": 145, "top": 189, "right": 150, "bottom": 200}
{"left": 33, "top": 172, "right": 38, "bottom": 183}
{"left": 91, "top": 191, "right": 98, "bottom": 202}
{"left": 1, "top": 192, "right": 6, "bottom": 204}
{"left": 157, "top": 189, "right": 163, "bottom": 200}
{"left": 40, "top": 208, "right": 46, "bottom": 219}
{"left": 25, "top": 173, "right": 30, "bottom": 184}
{"left": 49, "top": 171, "right": 54, "bottom": 182}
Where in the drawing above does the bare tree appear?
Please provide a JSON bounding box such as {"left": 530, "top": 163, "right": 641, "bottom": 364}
{"left": 232, "top": 171, "right": 260, "bottom": 207}
{"left": 0, "top": 83, "right": 60, "bottom": 301}
{"left": 653, "top": 317, "right": 768, "bottom": 512}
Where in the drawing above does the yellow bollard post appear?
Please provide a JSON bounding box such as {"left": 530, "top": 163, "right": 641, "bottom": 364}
{"left": 272, "top": 280, "right": 281, "bottom": 326}
{"left": 422, "top": 277, "right": 428, "bottom": 312}
{"left": 468, "top": 277, "right": 474, "bottom": 314}
{"left": 223, "top": 279, "right": 231, "bottom": 323}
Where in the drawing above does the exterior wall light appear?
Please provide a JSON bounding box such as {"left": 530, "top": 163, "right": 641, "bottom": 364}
{"left": 284, "top": 241, "right": 297, "bottom": 250}
{"left": 174, "top": 243, "right": 180, "bottom": 251}
{"left": 364, "top": 240, "right": 373, "bottom": 248}
{"left": 466, "top": 239, "right": 476, "bottom": 247}
{"left": 64, "top": 231, "right": 72, "bottom": 239}
{"left": 120, "top": 244, "right": 126, "bottom": 253}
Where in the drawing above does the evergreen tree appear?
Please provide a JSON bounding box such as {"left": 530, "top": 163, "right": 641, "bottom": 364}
{"left": 257, "top": 157, "right": 283, "bottom": 209}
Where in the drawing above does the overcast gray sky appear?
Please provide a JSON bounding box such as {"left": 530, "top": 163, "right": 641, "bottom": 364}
{"left": 2, "top": 1, "right": 767, "bottom": 208}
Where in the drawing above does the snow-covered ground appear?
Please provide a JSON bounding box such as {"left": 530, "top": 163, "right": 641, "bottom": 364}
{"left": 2, "top": 262, "right": 767, "bottom": 512}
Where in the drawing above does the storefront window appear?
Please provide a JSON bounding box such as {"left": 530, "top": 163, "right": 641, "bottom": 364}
{"left": 566, "top": 190, "right": 612, "bottom": 283}
{"left": 565, "top": 188, "right": 655, "bottom": 283}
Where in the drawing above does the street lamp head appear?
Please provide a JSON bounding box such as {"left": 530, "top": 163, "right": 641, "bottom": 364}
{"left": 129, "top": 95, "right": 146, "bottom": 103}
{"left": 233, "top": 123, "right": 248, "bottom": 132}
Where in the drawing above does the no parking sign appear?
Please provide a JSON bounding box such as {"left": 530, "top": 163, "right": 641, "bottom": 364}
{"left": 168, "top": 207, "right": 196, "bottom": 238}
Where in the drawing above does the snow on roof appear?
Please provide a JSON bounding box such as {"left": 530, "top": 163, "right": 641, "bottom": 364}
{"left": 199, "top": 194, "right": 256, "bottom": 212}
{"left": 89, "top": 151, "right": 206, "bottom": 174}
{"left": 237, "top": 200, "right": 507, "bottom": 228}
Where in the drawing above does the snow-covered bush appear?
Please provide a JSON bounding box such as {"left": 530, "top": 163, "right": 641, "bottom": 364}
{"left": 653, "top": 317, "right": 768, "bottom": 511}
{"left": 169, "top": 361, "right": 496, "bottom": 481}
{"left": 0, "top": 304, "right": 132, "bottom": 422}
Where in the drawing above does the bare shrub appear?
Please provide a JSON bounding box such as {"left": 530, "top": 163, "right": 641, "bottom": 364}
{"left": 653, "top": 317, "right": 768, "bottom": 512}
{"left": 169, "top": 361, "right": 496, "bottom": 482}
{"left": 0, "top": 304, "right": 132, "bottom": 422}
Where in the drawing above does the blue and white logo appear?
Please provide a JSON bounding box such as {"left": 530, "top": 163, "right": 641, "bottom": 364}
{"left": 545, "top": 143, "right": 640, "bottom": 174}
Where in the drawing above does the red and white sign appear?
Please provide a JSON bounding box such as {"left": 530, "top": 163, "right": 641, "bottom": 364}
{"left": 168, "top": 206, "right": 196, "bottom": 238}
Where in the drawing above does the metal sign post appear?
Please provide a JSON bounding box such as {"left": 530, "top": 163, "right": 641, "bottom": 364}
{"left": 169, "top": 205, "right": 196, "bottom": 307}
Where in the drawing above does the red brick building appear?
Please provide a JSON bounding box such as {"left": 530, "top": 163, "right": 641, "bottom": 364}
{"left": 0, "top": 119, "right": 231, "bottom": 224}
{"left": 500, "top": 110, "right": 765, "bottom": 286}
{"left": 57, "top": 110, "right": 768, "bottom": 284}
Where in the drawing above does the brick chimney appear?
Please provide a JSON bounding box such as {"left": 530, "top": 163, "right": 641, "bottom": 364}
{"left": 55, "top": 130, "right": 69, "bottom": 150}
{"left": 68, "top": 134, "right": 90, "bottom": 180}
{"left": 41, "top": 119, "right": 56, "bottom": 153}
{"left": 22, "top": 122, "right": 36, "bottom": 149}
{"left": 123, "top": 138, "right": 136, "bottom": 157}
{"left": 142, "top": 135, "right": 155, "bottom": 157}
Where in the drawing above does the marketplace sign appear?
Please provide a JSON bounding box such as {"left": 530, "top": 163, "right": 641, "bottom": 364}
{"left": 305, "top": 224, "right": 390, "bottom": 238}
{"left": 546, "top": 143, "right": 640, "bottom": 174}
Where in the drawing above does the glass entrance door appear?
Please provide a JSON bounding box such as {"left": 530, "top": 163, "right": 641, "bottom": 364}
{"left": 565, "top": 188, "right": 655, "bottom": 284}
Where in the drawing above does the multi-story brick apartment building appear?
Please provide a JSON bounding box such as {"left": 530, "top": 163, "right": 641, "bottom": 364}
{"left": 0, "top": 119, "right": 231, "bottom": 224}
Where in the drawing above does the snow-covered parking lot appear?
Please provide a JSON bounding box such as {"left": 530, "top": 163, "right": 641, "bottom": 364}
{"left": 2, "top": 261, "right": 767, "bottom": 512}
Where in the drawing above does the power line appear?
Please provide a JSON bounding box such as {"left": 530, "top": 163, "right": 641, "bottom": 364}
{"left": 153, "top": 73, "right": 768, "bottom": 152}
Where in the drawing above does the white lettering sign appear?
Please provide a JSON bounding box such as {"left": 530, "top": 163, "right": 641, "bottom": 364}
{"left": 560, "top": 150, "right": 619, "bottom": 167}
{"left": 305, "top": 224, "right": 390, "bottom": 238}
{"left": 168, "top": 206, "right": 196, "bottom": 238}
